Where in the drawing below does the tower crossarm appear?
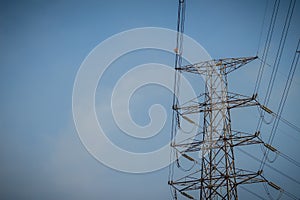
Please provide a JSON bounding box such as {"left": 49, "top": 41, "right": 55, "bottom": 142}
{"left": 172, "top": 130, "right": 262, "bottom": 153}
{"left": 234, "top": 169, "right": 267, "bottom": 185}
{"left": 168, "top": 169, "right": 266, "bottom": 193}
{"left": 175, "top": 56, "right": 258, "bottom": 75}
{"left": 173, "top": 92, "right": 259, "bottom": 115}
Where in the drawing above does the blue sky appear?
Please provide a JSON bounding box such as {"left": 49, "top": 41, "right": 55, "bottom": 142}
{"left": 0, "top": 0, "right": 300, "bottom": 199}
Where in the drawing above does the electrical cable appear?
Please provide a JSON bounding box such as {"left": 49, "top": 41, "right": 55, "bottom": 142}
{"left": 263, "top": 182, "right": 274, "bottom": 200}
{"left": 237, "top": 147, "right": 300, "bottom": 185}
{"left": 254, "top": 0, "right": 280, "bottom": 94}
{"left": 257, "top": 0, "right": 296, "bottom": 134}
{"left": 239, "top": 148, "right": 300, "bottom": 199}
{"left": 282, "top": 190, "right": 300, "bottom": 200}
{"left": 257, "top": 96, "right": 300, "bottom": 134}
{"left": 240, "top": 185, "right": 268, "bottom": 200}
{"left": 257, "top": 0, "right": 270, "bottom": 56}
{"left": 272, "top": 112, "right": 300, "bottom": 133}
{"left": 277, "top": 150, "right": 300, "bottom": 168}
{"left": 169, "top": 1, "right": 186, "bottom": 199}
{"left": 263, "top": 0, "right": 295, "bottom": 107}
{"left": 260, "top": 38, "right": 300, "bottom": 170}
{"left": 257, "top": 105, "right": 274, "bottom": 125}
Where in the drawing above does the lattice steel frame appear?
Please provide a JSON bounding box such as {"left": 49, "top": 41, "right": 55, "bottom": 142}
{"left": 169, "top": 57, "right": 268, "bottom": 200}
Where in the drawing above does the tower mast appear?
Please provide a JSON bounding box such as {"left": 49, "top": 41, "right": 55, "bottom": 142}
{"left": 168, "top": 1, "right": 268, "bottom": 199}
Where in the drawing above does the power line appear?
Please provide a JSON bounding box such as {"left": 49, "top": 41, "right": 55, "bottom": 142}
{"left": 169, "top": 1, "right": 186, "bottom": 199}
{"left": 237, "top": 147, "right": 300, "bottom": 186}
{"left": 256, "top": 0, "right": 270, "bottom": 56}
{"left": 260, "top": 38, "right": 300, "bottom": 170}
{"left": 257, "top": 0, "right": 296, "bottom": 133}
{"left": 240, "top": 185, "right": 267, "bottom": 200}
{"left": 254, "top": 0, "right": 280, "bottom": 94}
{"left": 169, "top": 0, "right": 300, "bottom": 199}
{"left": 257, "top": 56, "right": 300, "bottom": 86}
{"left": 263, "top": 0, "right": 296, "bottom": 106}
{"left": 276, "top": 114, "right": 300, "bottom": 133}
{"left": 283, "top": 190, "right": 300, "bottom": 200}
{"left": 278, "top": 150, "right": 300, "bottom": 168}
{"left": 269, "top": 110, "right": 300, "bottom": 134}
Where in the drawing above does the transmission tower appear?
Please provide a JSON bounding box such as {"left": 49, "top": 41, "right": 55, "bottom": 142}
{"left": 168, "top": 0, "right": 282, "bottom": 199}
{"left": 168, "top": 56, "right": 269, "bottom": 199}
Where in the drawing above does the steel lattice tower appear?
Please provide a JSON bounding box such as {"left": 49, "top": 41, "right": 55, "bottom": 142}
{"left": 168, "top": 1, "right": 270, "bottom": 199}
{"left": 169, "top": 57, "right": 268, "bottom": 200}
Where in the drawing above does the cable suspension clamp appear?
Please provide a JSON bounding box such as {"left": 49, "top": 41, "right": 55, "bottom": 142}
{"left": 261, "top": 105, "right": 273, "bottom": 114}
{"left": 268, "top": 182, "right": 281, "bottom": 191}
{"left": 264, "top": 143, "right": 277, "bottom": 152}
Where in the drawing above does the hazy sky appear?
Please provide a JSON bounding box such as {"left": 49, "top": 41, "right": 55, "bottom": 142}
{"left": 1, "top": 0, "right": 300, "bottom": 199}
